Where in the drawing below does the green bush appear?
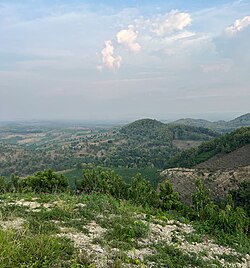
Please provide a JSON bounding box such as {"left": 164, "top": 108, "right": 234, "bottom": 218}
{"left": 191, "top": 179, "right": 212, "bottom": 220}
{"left": 21, "top": 169, "right": 69, "bottom": 193}
{"left": 158, "top": 180, "right": 183, "bottom": 211}
{"left": 109, "top": 220, "right": 150, "bottom": 244}
{"left": 76, "top": 168, "right": 129, "bottom": 199}
{"left": 0, "top": 176, "right": 12, "bottom": 193}
{"left": 77, "top": 168, "right": 159, "bottom": 207}
{"left": 190, "top": 180, "right": 249, "bottom": 234}
{"left": 10, "top": 174, "right": 21, "bottom": 192}
{"left": 129, "top": 174, "right": 159, "bottom": 207}
{"left": 230, "top": 180, "right": 250, "bottom": 216}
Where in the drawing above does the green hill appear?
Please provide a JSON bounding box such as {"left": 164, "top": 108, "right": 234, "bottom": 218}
{"left": 120, "top": 119, "right": 219, "bottom": 141}
{"left": 120, "top": 118, "right": 165, "bottom": 138}
{"left": 227, "top": 113, "right": 250, "bottom": 128}
{"left": 104, "top": 119, "right": 219, "bottom": 169}
{"left": 171, "top": 118, "right": 213, "bottom": 128}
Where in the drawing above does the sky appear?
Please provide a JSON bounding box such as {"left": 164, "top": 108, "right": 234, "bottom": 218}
{"left": 0, "top": 0, "right": 249, "bottom": 122}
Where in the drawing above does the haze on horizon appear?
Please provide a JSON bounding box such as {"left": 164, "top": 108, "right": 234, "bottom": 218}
{"left": 0, "top": 0, "right": 249, "bottom": 122}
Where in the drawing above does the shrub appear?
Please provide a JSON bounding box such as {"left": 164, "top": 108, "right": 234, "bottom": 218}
{"left": 21, "top": 169, "right": 69, "bottom": 193}
{"left": 207, "top": 195, "right": 249, "bottom": 234}
{"left": 76, "top": 168, "right": 129, "bottom": 199}
{"left": 0, "top": 176, "right": 12, "bottom": 193}
{"left": 230, "top": 180, "right": 250, "bottom": 216}
{"left": 129, "top": 174, "right": 159, "bottom": 207}
{"left": 191, "top": 179, "right": 212, "bottom": 220}
{"left": 158, "top": 180, "right": 183, "bottom": 211}
{"left": 191, "top": 180, "right": 249, "bottom": 234}
{"left": 10, "top": 174, "right": 21, "bottom": 192}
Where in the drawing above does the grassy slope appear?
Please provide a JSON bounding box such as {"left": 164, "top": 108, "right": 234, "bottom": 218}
{"left": 0, "top": 192, "right": 249, "bottom": 268}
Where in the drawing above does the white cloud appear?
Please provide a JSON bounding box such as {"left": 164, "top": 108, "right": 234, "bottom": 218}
{"left": 98, "top": 11, "right": 193, "bottom": 70}
{"left": 116, "top": 25, "right": 141, "bottom": 53}
{"left": 101, "top": 40, "right": 122, "bottom": 70}
{"left": 149, "top": 10, "right": 192, "bottom": 36}
{"left": 225, "top": 16, "right": 250, "bottom": 35}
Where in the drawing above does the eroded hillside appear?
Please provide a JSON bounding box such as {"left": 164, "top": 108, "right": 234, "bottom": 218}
{"left": 161, "top": 166, "right": 250, "bottom": 204}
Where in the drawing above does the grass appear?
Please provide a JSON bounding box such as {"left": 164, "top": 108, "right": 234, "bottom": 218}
{"left": 0, "top": 229, "right": 75, "bottom": 268}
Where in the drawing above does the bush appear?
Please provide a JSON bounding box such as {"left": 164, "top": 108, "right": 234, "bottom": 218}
{"left": 76, "top": 168, "right": 129, "bottom": 199}
{"left": 190, "top": 180, "right": 249, "bottom": 234}
{"left": 0, "top": 176, "right": 12, "bottom": 193}
{"left": 158, "top": 180, "right": 183, "bottom": 211}
{"left": 21, "top": 169, "right": 69, "bottom": 193}
{"left": 191, "top": 179, "right": 212, "bottom": 220}
{"left": 129, "top": 174, "right": 159, "bottom": 207}
{"left": 10, "top": 174, "right": 21, "bottom": 192}
{"left": 230, "top": 180, "right": 250, "bottom": 216}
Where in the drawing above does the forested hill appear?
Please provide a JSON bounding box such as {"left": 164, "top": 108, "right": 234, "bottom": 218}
{"left": 227, "top": 113, "right": 250, "bottom": 128}
{"left": 120, "top": 119, "right": 165, "bottom": 138}
{"left": 120, "top": 118, "right": 219, "bottom": 141}
{"left": 166, "top": 126, "right": 250, "bottom": 169}
{"left": 104, "top": 119, "right": 220, "bottom": 168}
{"left": 171, "top": 113, "right": 250, "bottom": 133}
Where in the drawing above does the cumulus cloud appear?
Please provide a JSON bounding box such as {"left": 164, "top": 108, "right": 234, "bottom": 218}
{"left": 98, "top": 25, "right": 140, "bottom": 70}
{"left": 97, "top": 10, "right": 195, "bottom": 70}
{"left": 101, "top": 40, "right": 122, "bottom": 70}
{"left": 225, "top": 16, "right": 250, "bottom": 35}
{"left": 149, "top": 10, "right": 192, "bottom": 36}
{"left": 116, "top": 25, "right": 141, "bottom": 53}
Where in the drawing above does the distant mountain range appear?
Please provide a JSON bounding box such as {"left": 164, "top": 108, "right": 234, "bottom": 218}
{"left": 170, "top": 113, "right": 250, "bottom": 132}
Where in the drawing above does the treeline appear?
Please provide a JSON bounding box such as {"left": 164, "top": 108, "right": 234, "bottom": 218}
{"left": 166, "top": 126, "right": 250, "bottom": 168}
{"left": 0, "top": 168, "right": 249, "bottom": 236}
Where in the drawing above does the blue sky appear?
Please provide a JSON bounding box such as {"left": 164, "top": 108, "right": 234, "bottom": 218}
{"left": 0, "top": 0, "right": 249, "bottom": 121}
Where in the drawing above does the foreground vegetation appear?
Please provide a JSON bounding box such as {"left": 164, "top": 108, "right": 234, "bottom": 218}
{"left": 0, "top": 169, "right": 249, "bottom": 267}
